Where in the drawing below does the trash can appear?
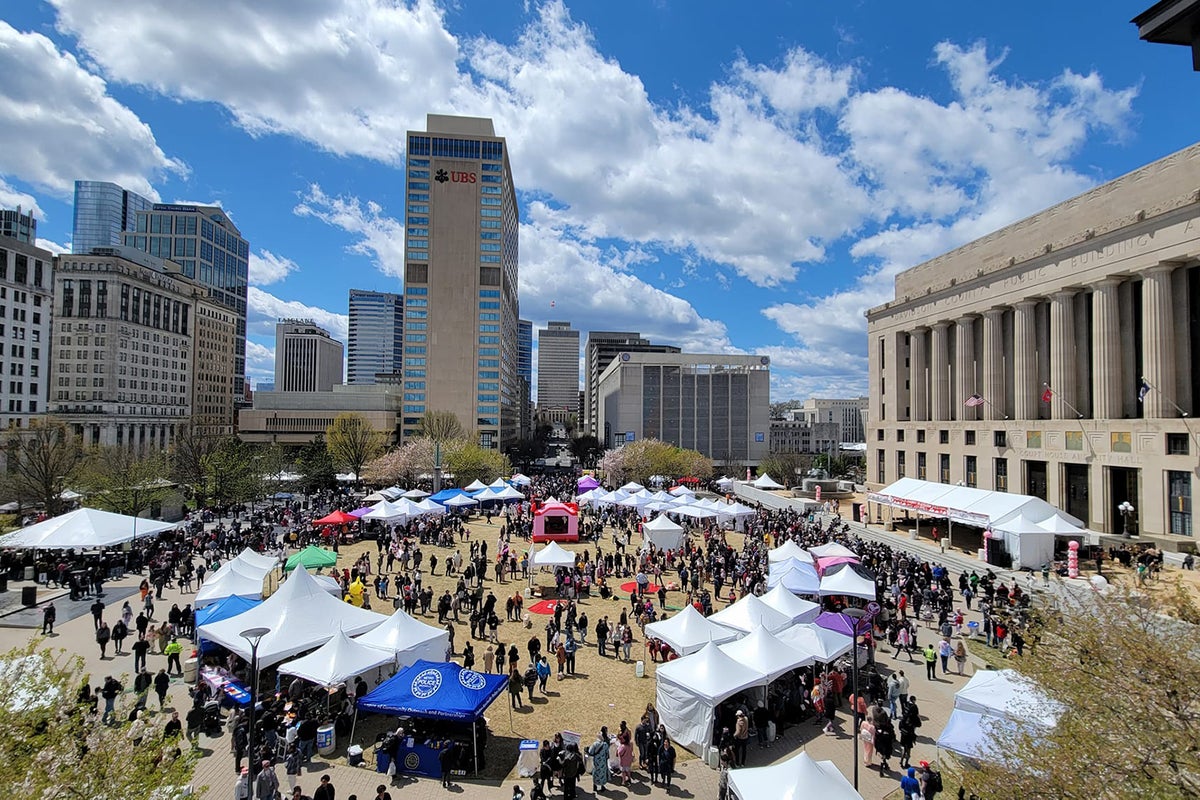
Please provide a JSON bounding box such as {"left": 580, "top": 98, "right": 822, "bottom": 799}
{"left": 317, "top": 723, "right": 336, "bottom": 756}
{"left": 376, "top": 749, "right": 391, "bottom": 774}
{"left": 517, "top": 739, "right": 540, "bottom": 777}
{"left": 21, "top": 585, "right": 37, "bottom": 607}
{"left": 183, "top": 657, "right": 199, "bottom": 684}
{"left": 348, "top": 744, "right": 364, "bottom": 767}
{"left": 635, "top": 660, "right": 645, "bottom": 678}
{"left": 23, "top": 566, "right": 34, "bottom": 581}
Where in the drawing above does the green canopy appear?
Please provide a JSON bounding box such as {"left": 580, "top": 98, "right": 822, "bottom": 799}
{"left": 284, "top": 545, "right": 338, "bottom": 572}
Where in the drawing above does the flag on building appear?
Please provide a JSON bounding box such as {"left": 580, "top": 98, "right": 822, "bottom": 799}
{"left": 964, "top": 394, "right": 986, "bottom": 407}
{"left": 1041, "top": 386, "right": 1053, "bottom": 403}
{"left": 1138, "top": 379, "right": 1151, "bottom": 403}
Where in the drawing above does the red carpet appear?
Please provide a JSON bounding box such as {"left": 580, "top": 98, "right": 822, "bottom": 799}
{"left": 529, "top": 599, "right": 567, "bottom": 615}
{"left": 620, "top": 581, "right": 661, "bottom": 595}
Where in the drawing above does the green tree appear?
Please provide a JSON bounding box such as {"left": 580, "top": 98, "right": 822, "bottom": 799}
{"left": 204, "top": 438, "right": 259, "bottom": 508}
{"left": 596, "top": 438, "right": 712, "bottom": 485}
{"left": 759, "top": 452, "right": 810, "bottom": 486}
{"left": 0, "top": 643, "right": 196, "bottom": 798}
{"left": 415, "top": 410, "right": 465, "bottom": 443}
{"left": 444, "top": 440, "right": 511, "bottom": 488}
{"left": 569, "top": 435, "right": 605, "bottom": 469}
{"left": 1, "top": 419, "right": 83, "bottom": 516}
{"left": 965, "top": 584, "right": 1200, "bottom": 799}
{"left": 295, "top": 435, "right": 337, "bottom": 494}
{"left": 325, "top": 413, "right": 387, "bottom": 479}
{"left": 169, "top": 426, "right": 224, "bottom": 506}
{"left": 78, "top": 447, "right": 174, "bottom": 517}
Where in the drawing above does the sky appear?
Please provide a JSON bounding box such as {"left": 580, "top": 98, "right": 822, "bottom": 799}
{"left": 1, "top": 0, "right": 1197, "bottom": 403}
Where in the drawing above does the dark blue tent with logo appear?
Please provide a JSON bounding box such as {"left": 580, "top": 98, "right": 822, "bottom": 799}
{"left": 355, "top": 660, "right": 508, "bottom": 775}
{"left": 428, "top": 488, "right": 468, "bottom": 505}
{"left": 194, "top": 595, "right": 261, "bottom": 653}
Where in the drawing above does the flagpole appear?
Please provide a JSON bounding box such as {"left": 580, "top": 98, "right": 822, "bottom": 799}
{"left": 1141, "top": 377, "right": 1190, "bottom": 419}
{"left": 1043, "top": 383, "right": 1084, "bottom": 420}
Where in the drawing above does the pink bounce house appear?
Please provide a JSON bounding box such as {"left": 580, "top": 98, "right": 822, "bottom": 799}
{"left": 531, "top": 500, "right": 580, "bottom": 543}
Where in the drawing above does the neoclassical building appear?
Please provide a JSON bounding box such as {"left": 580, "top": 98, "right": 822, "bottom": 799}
{"left": 867, "top": 143, "right": 1200, "bottom": 547}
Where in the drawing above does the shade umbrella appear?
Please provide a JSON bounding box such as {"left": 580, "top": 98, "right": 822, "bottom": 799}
{"left": 284, "top": 545, "right": 339, "bottom": 572}
{"left": 314, "top": 510, "right": 358, "bottom": 526}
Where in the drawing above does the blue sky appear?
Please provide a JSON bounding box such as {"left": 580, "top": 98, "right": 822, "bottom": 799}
{"left": 1, "top": 1, "right": 1197, "bottom": 401}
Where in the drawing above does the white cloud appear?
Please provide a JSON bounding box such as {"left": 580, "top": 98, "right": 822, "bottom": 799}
{"left": 247, "top": 286, "right": 348, "bottom": 343}
{"left": 294, "top": 186, "right": 407, "bottom": 279}
{"left": 245, "top": 339, "right": 275, "bottom": 384}
{"left": 0, "top": 21, "right": 185, "bottom": 198}
{"left": 35, "top": 238, "right": 69, "bottom": 255}
{"left": 248, "top": 250, "right": 300, "bottom": 286}
{"left": 0, "top": 179, "right": 44, "bottom": 219}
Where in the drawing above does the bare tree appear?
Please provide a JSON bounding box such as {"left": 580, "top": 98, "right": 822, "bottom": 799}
{"left": 2, "top": 419, "right": 83, "bottom": 516}
{"left": 326, "top": 412, "right": 387, "bottom": 478}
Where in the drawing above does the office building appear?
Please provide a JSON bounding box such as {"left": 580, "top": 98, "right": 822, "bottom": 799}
{"left": 401, "top": 114, "right": 519, "bottom": 450}
{"left": 536, "top": 321, "right": 579, "bottom": 421}
{"left": 191, "top": 297, "right": 237, "bottom": 436}
{"left": 866, "top": 143, "right": 1200, "bottom": 546}
{"left": 50, "top": 247, "right": 196, "bottom": 449}
{"left": 0, "top": 237, "right": 53, "bottom": 429}
{"left": 274, "top": 320, "right": 344, "bottom": 393}
{"left": 123, "top": 202, "right": 249, "bottom": 405}
{"left": 583, "top": 331, "right": 680, "bottom": 437}
{"left": 799, "top": 397, "right": 869, "bottom": 443}
{"left": 71, "top": 180, "right": 153, "bottom": 254}
{"left": 517, "top": 318, "right": 533, "bottom": 439}
{"left": 596, "top": 352, "right": 771, "bottom": 467}
{"left": 347, "top": 289, "right": 403, "bottom": 384}
{"left": 769, "top": 419, "right": 842, "bottom": 455}
{"left": 238, "top": 384, "right": 402, "bottom": 447}
{"left": 0, "top": 208, "right": 36, "bottom": 244}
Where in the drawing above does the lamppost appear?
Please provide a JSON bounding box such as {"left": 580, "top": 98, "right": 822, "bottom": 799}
{"left": 240, "top": 626, "right": 271, "bottom": 780}
{"left": 1118, "top": 501, "right": 1135, "bottom": 538}
{"left": 838, "top": 607, "right": 868, "bottom": 792}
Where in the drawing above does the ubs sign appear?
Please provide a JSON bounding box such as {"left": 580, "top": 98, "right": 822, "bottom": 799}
{"left": 435, "top": 168, "right": 475, "bottom": 184}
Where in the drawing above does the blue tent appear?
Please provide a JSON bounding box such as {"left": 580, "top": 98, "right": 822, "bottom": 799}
{"left": 194, "top": 595, "right": 261, "bottom": 653}
{"left": 356, "top": 659, "right": 508, "bottom": 722}
{"left": 428, "top": 488, "right": 467, "bottom": 505}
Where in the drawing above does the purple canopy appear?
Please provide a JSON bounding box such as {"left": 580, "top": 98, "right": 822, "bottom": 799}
{"left": 577, "top": 476, "right": 601, "bottom": 491}
{"left": 347, "top": 507, "right": 374, "bottom": 518}
{"left": 814, "top": 611, "right": 872, "bottom": 637}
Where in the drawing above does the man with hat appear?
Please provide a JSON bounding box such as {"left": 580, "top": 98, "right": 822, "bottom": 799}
{"left": 732, "top": 708, "right": 749, "bottom": 767}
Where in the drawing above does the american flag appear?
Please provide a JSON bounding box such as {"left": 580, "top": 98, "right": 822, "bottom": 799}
{"left": 964, "top": 394, "right": 985, "bottom": 407}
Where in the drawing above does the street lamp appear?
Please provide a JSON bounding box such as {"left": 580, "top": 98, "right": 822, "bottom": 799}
{"left": 838, "top": 607, "right": 867, "bottom": 791}
{"left": 1118, "top": 501, "right": 1135, "bottom": 538}
{"left": 240, "top": 626, "right": 271, "bottom": 779}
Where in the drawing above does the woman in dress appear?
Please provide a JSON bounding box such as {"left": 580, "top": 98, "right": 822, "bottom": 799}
{"left": 585, "top": 728, "right": 611, "bottom": 793}
{"left": 860, "top": 713, "right": 877, "bottom": 767}
{"left": 954, "top": 641, "right": 968, "bottom": 675}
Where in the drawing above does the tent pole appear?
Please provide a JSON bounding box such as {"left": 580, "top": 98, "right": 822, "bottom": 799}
{"left": 350, "top": 707, "right": 359, "bottom": 744}
{"left": 473, "top": 718, "right": 478, "bottom": 775}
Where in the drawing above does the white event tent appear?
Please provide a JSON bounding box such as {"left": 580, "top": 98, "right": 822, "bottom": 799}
{"left": 644, "top": 604, "right": 738, "bottom": 656}
{"left": 938, "top": 669, "right": 1060, "bottom": 761}
{"left": 768, "top": 540, "right": 813, "bottom": 563}
{"left": 751, "top": 474, "right": 786, "bottom": 490}
{"left": 777, "top": 623, "right": 853, "bottom": 663}
{"left": 729, "top": 751, "right": 862, "bottom": 800}
{"left": 719, "top": 625, "right": 813, "bottom": 682}
{"left": 759, "top": 584, "right": 820, "bottom": 623}
{"left": 708, "top": 593, "right": 791, "bottom": 634}
{"left": 530, "top": 541, "right": 577, "bottom": 568}
{"left": 807, "top": 542, "right": 859, "bottom": 559}
{"left": 767, "top": 560, "right": 821, "bottom": 595}
{"left": 278, "top": 629, "right": 395, "bottom": 688}
{"left": 354, "top": 608, "right": 449, "bottom": 668}
{"left": 656, "top": 642, "right": 769, "bottom": 754}
{"left": 197, "top": 565, "right": 388, "bottom": 668}
{"left": 642, "top": 514, "right": 686, "bottom": 552}
{"left": 869, "top": 477, "right": 1087, "bottom": 568}
{"left": 0, "top": 508, "right": 177, "bottom": 549}
{"left": 818, "top": 563, "right": 878, "bottom": 601}
{"left": 195, "top": 560, "right": 271, "bottom": 609}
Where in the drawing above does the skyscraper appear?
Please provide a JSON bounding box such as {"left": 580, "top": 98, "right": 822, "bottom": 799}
{"left": 583, "top": 331, "right": 681, "bottom": 436}
{"left": 402, "top": 114, "right": 519, "bottom": 450}
{"left": 537, "top": 321, "right": 580, "bottom": 420}
{"left": 123, "top": 203, "right": 249, "bottom": 404}
{"left": 72, "top": 180, "right": 152, "bottom": 254}
{"left": 274, "top": 320, "right": 344, "bottom": 392}
{"left": 0, "top": 207, "right": 36, "bottom": 243}
{"left": 517, "top": 319, "right": 533, "bottom": 439}
{"left": 0, "top": 236, "right": 52, "bottom": 430}
{"left": 347, "top": 289, "right": 403, "bottom": 384}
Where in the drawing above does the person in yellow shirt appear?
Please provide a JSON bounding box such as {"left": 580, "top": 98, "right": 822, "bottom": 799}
{"left": 164, "top": 638, "right": 184, "bottom": 675}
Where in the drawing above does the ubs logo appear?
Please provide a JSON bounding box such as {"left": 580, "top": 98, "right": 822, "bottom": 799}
{"left": 435, "top": 169, "right": 449, "bottom": 183}
{"left": 435, "top": 169, "right": 476, "bottom": 184}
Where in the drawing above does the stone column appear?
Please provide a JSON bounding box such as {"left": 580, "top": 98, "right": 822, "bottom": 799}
{"left": 1142, "top": 265, "right": 1176, "bottom": 418}
{"left": 956, "top": 316, "right": 978, "bottom": 420}
{"left": 931, "top": 322, "right": 950, "bottom": 421}
{"left": 1012, "top": 300, "right": 1038, "bottom": 420}
{"left": 910, "top": 327, "right": 929, "bottom": 422}
{"left": 1091, "top": 279, "right": 1122, "bottom": 420}
{"left": 981, "top": 308, "right": 1005, "bottom": 420}
{"left": 1049, "top": 290, "right": 1076, "bottom": 419}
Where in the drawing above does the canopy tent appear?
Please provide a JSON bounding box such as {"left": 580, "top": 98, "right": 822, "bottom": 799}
{"left": 197, "top": 565, "right": 388, "bottom": 668}
{"left": 807, "top": 542, "right": 858, "bottom": 559}
{"left": 278, "top": 629, "right": 396, "bottom": 688}
{"left": 471, "top": 488, "right": 502, "bottom": 503}
{"left": 952, "top": 668, "right": 1061, "bottom": 727}
{"left": 194, "top": 595, "right": 261, "bottom": 652}
{"left": 462, "top": 479, "right": 488, "bottom": 491}
{"left": 314, "top": 510, "right": 358, "bottom": 526}
{"left": 530, "top": 540, "right": 577, "bottom": 568}
{"left": 759, "top": 584, "right": 821, "bottom": 623}
{"left": 673, "top": 504, "right": 718, "bottom": 520}
{"left": 644, "top": 604, "right": 738, "bottom": 656}
{"left": 719, "top": 625, "right": 813, "bottom": 682}
{"left": 708, "top": 594, "right": 792, "bottom": 634}
{"left": 284, "top": 545, "right": 338, "bottom": 573}
{"left": 402, "top": 488, "right": 429, "bottom": 499}
{"left": 752, "top": 473, "right": 786, "bottom": 490}
{"left": 767, "top": 559, "right": 821, "bottom": 595}
{"left": 768, "top": 540, "right": 814, "bottom": 564}
{"left": 642, "top": 514, "right": 686, "bottom": 552}
{"left": 777, "top": 623, "right": 854, "bottom": 663}
{"left": 729, "top": 751, "right": 862, "bottom": 800}
{"left": 354, "top": 609, "right": 450, "bottom": 669}
{"left": 818, "top": 563, "right": 878, "bottom": 601}
{"left": 485, "top": 478, "right": 507, "bottom": 489}
{"left": 357, "top": 659, "right": 508, "bottom": 722}
{"left": 492, "top": 485, "right": 525, "bottom": 501}
{"left": 206, "top": 548, "right": 277, "bottom": 583}
{"left": 814, "top": 611, "right": 873, "bottom": 638}
{"left": 668, "top": 485, "right": 696, "bottom": 497}
{"left": 195, "top": 560, "right": 271, "bottom": 608}
{"left": 415, "top": 498, "right": 446, "bottom": 515}
{"left": 869, "top": 477, "right": 1085, "bottom": 568}
{"left": 656, "top": 642, "right": 769, "bottom": 754}
{"left": 815, "top": 555, "right": 861, "bottom": 575}
{"left": 714, "top": 476, "right": 736, "bottom": 487}
{"left": 510, "top": 473, "right": 532, "bottom": 486}
{"left": 619, "top": 481, "right": 645, "bottom": 492}
{"left": 532, "top": 501, "right": 579, "bottom": 542}
{"left": 0, "top": 508, "right": 177, "bottom": 549}
{"left": 444, "top": 494, "right": 478, "bottom": 508}
{"left": 936, "top": 708, "right": 1017, "bottom": 762}
{"left": 361, "top": 500, "right": 408, "bottom": 522}
{"left": 576, "top": 475, "right": 601, "bottom": 491}
{"left": 428, "top": 488, "right": 468, "bottom": 504}
{"left": 348, "top": 506, "right": 374, "bottom": 518}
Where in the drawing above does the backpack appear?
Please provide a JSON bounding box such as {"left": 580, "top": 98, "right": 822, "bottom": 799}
{"left": 927, "top": 769, "right": 943, "bottom": 792}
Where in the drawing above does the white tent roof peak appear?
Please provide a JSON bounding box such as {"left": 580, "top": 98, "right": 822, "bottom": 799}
{"left": 655, "top": 641, "right": 768, "bottom": 703}
{"left": 277, "top": 628, "right": 394, "bottom": 688}
{"left": 719, "top": 625, "right": 813, "bottom": 681}
{"left": 768, "top": 540, "right": 813, "bottom": 563}
{"left": 729, "top": 750, "right": 862, "bottom": 800}
{"left": 760, "top": 584, "right": 821, "bottom": 623}
{"left": 463, "top": 479, "right": 488, "bottom": 491}
{"left": 752, "top": 473, "right": 785, "bottom": 490}
{"left": 644, "top": 603, "right": 738, "bottom": 655}
{"left": 777, "top": 623, "right": 854, "bottom": 662}
{"left": 0, "top": 508, "right": 177, "bottom": 549}
{"left": 531, "top": 541, "right": 576, "bottom": 567}
{"left": 644, "top": 514, "right": 684, "bottom": 532}
{"left": 708, "top": 594, "right": 792, "bottom": 634}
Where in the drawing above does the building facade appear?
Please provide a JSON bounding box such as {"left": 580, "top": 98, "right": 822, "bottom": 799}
{"left": 0, "top": 237, "right": 53, "bottom": 430}
{"left": 274, "top": 320, "right": 344, "bottom": 393}
{"left": 51, "top": 248, "right": 195, "bottom": 449}
{"left": 72, "top": 181, "right": 153, "bottom": 254}
{"left": 866, "top": 143, "right": 1200, "bottom": 545}
{"left": 191, "top": 297, "right": 237, "bottom": 436}
{"left": 238, "top": 384, "right": 402, "bottom": 447}
{"left": 583, "top": 331, "right": 680, "bottom": 436}
{"left": 401, "top": 114, "right": 519, "bottom": 450}
{"left": 123, "top": 203, "right": 249, "bottom": 404}
{"left": 597, "top": 352, "right": 771, "bottom": 467}
{"left": 517, "top": 318, "right": 533, "bottom": 439}
{"left": 347, "top": 289, "right": 403, "bottom": 384}
{"left": 536, "top": 321, "right": 579, "bottom": 416}
{"left": 770, "top": 420, "right": 842, "bottom": 455}
{"left": 800, "top": 397, "right": 869, "bottom": 443}
{"left": 0, "top": 208, "right": 36, "bottom": 244}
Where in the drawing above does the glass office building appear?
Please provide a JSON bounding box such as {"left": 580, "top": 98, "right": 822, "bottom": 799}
{"left": 72, "top": 181, "right": 153, "bottom": 254}
{"left": 347, "top": 289, "right": 403, "bottom": 384}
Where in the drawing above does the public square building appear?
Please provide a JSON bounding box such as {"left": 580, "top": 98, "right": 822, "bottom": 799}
{"left": 866, "top": 143, "right": 1200, "bottom": 546}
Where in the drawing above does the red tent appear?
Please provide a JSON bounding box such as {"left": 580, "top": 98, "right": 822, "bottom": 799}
{"left": 313, "top": 510, "right": 358, "bottom": 526}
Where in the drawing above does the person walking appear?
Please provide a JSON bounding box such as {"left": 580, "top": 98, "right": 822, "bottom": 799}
{"left": 96, "top": 621, "right": 111, "bottom": 658}
{"left": 923, "top": 643, "right": 937, "bottom": 680}
{"left": 91, "top": 597, "right": 106, "bottom": 630}
{"left": 585, "top": 728, "right": 611, "bottom": 793}
{"left": 953, "top": 641, "right": 967, "bottom": 675}
{"left": 900, "top": 767, "right": 922, "bottom": 800}
{"left": 312, "top": 775, "right": 335, "bottom": 800}
{"left": 860, "top": 714, "right": 877, "bottom": 768}
{"left": 165, "top": 638, "right": 184, "bottom": 675}
{"left": 938, "top": 637, "right": 952, "bottom": 674}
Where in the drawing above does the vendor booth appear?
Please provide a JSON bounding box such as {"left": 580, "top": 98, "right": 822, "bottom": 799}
{"left": 938, "top": 668, "right": 1060, "bottom": 762}
{"left": 355, "top": 608, "right": 450, "bottom": 669}
{"left": 279, "top": 629, "right": 396, "bottom": 689}
{"left": 644, "top": 604, "right": 738, "bottom": 656}
{"left": 284, "top": 545, "right": 338, "bottom": 573}
{"left": 532, "top": 501, "right": 580, "bottom": 542}
{"left": 752, "top": 474, "right": 786, "bottom": 490}
{"left": 642, "top": 514, "right": 686, "bottom": 552}
{"left": 767, "top": 559, "right": 821, "bottom": 595}
{"left": 719, "top": 625, "right": 813, "bottom": 681}
{"left": 759, "top": 585, "right": 820, "bottom": 624}
{"left": 0, "top": 507, "right": 177, "bottom": 549}
{"left": 656, "top": 641, "right": 769, "bottom": 755}
{"left": 729, "top": 750, "right": 862, "bottom": 800}
{"left": 767, "top": 540, "right": 813, "bottom": 563}
{"left": 818, "top": 562, "right": 878, "bottom": 601}
{"left": 356, "top": 660, "right": 508, "bottom": 777}
{"left": 194, "top": 595, "right": 260, "bottom": 652}
{"left": 708, "top": 594, "right": 791, "bottom": 635}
